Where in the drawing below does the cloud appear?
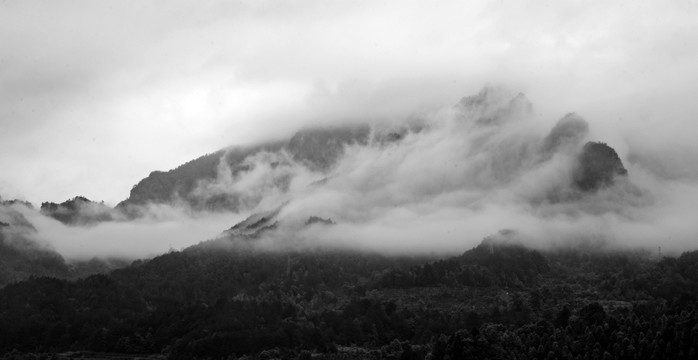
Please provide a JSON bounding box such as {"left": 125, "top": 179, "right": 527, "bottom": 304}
{"left": 17, "top": 203, "right": 248, "bottom": 261}
{"left": 2, "top": 0, "right": 698, "bottom": 206}
{"left": 3, "top": 84, "right": 697, "bottom": 262}
{"left": 202, "top": 87, "right": 698, "bottom": 256}
{"left": 1, "top": 1, "right": 698, "bottom": 260}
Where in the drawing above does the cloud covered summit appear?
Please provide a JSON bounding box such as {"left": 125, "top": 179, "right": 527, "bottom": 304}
{"left": 201, "top": 86, "right": 654, "bottom": 254}
{"left": 2, "top": 86, "right": 696, "bottom": 262}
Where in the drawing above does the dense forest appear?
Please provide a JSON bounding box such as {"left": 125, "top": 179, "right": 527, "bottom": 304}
{"left": 0, "top": 236, "right": 696, "bottom": 360}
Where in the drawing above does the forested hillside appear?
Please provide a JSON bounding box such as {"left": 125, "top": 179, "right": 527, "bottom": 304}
{"left": 1, "top": 238, "right": 696, "bottom": 359}
{"left": 118, "top": 124, "right": 370, "bottom": 212}
{"left": 0, "top": 88, "right": 694, "bottom": 359}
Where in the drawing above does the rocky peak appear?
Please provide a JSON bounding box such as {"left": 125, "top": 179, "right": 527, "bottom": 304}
{"left": 542, "top": 113, "right": 590, "bottom": 154}
{"left": 287, "top": 123, "right": 371, "bottom": 171}
{"left": 573, "top": 142, "right": 628, "bottom": 191}
{"left": 455, "top": 86, "right": 533, "bottom": 126}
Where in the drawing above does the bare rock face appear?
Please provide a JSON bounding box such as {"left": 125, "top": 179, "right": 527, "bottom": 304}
{"left": 573, "top": 142, "right": 628, "bottom": 191}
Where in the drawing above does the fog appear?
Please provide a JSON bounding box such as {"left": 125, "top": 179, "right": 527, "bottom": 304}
{"left": 255, "top": 92, "right": 696, "bottom": 255}
{"left": 181, "top": 87, "right": 697, "bottom": 256}
{"left": 2, "top": 85, "right": 697, "bottom": 260}
{"left": 5, "top": 203, "right": 246, "bottom": 261}
{"left": 2, "top": 1, "right": 698, "bottom": 206}
{"left": 2, "top": 1, "right": 698, "bottom": 260}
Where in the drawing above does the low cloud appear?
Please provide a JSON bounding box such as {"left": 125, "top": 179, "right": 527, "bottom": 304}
{"left": 8, "top": 203, "right": 246, "bottom": 261}
{"left": 3, "top": 85, "right": 698, "bottom": 261}
{"left": 3, "top": 0, "right": 698, "bottom": 207}
{"left": 204, "top": 87, "right": 698, "bottom": 256}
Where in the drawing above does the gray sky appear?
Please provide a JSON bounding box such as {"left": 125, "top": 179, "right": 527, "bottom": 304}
{"left": 2, "top": 0, "right": 698, "bottom": 205}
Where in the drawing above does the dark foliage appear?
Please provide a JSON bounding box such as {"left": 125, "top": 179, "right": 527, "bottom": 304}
{"left": 0, "top": 231, "right": 70, "bottom": 287}
{"left": 574, "top": 142, "right": 628, "bottom": 191}
{"left": 1, "top": 242, "right": 697, "bottom": 359}
{"left": 40, "top": 196, "right": 115, "bottom": 225}
{"left": 119, "top": 124, "right": 371, "bottom": 212}
{"left": 287, "top": 124, "right": 371, "bottom": 171}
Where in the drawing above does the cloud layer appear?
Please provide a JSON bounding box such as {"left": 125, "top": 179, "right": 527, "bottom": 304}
{"left": 2, "top": 1, "right": 698, "bottom": 260}
{"left": 2, "top": 0, "right": 698, "bottom": 206}
{"left": 195, "top": 87, "right": 698, "bottom": 256}
{"left": 2, "top": 85, "right": 697, "bottom": 261}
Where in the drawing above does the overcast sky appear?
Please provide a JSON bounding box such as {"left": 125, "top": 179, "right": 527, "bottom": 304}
{"left": 2, "top": 0, "right": 697, "bottom": 205}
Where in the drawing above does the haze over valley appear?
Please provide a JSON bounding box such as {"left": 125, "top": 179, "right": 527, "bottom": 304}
{"left": 2, "top": 84, "right": 697, "bottom": 266}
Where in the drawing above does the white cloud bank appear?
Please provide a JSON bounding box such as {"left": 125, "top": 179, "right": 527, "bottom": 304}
{"left": 1, "top": 0, "right": 697, "bottom": 206}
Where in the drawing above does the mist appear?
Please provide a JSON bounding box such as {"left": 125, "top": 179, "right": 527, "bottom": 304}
{"left": 3, "top": 0, "right": 698, "bottom": 207}
{"left": 3, "top": 81, "right": 697, "bottom": 262}
{"left": 3, "top": 0, "right": 698, "bottom": 259}
{"left": 7, "top": 202, "right": 247, "bottom": 261}
{"left": 198, "top": 86, "right": 698, "bottom": 256}
{"left": 4, "top": 3, "right": 698, "bottom": 358}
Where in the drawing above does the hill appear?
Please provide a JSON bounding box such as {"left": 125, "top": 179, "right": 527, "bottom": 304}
{"left": 0, "top": 200, "right": 130, "bottom": 288}
{"left": 118, "top": 124, "right": 370, "bottom": 212}
{"left": 113, "top": 87, "right": 633, "bottom": 232}
{"left": 0, "top": 235, "right": 696, "bottom": 359}
{"left": 0, "top": 200, "right": 69, "bottom": 286}
{"left": 574, "top": 141, "right": 629, "bottom": 191}
{"left": 41, "top": 196, "right": 120, "bottom": 226}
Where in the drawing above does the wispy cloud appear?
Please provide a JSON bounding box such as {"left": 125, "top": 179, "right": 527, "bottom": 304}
{"left": 1, "top": 1, "right": 697, "bottom": 205}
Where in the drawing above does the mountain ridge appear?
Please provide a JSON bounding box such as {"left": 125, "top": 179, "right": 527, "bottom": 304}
{"left": 114, "top": 87, "right": 631, "bottom": 218}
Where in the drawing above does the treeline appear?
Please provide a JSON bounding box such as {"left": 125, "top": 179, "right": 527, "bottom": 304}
{"left": 0, "top": 241, "right": 697, "bottom": 359}
{"left": 379, "top": 240, "right": 549, "bottom": 288}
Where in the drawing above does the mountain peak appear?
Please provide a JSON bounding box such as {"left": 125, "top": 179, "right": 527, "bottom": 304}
{"left": 455, "top": 86, "right": 533, "bottom": 126}
{"left": 573, "top": 142, "right": 628, "bottom": 191}
{"left": 41, "top": 196, "right": 116, "bottom": 226}
{"left": 0, "top": 201, "right": 36, "bottom": 232}
{"left": 119, "top": 124, "right": 371, "bottom": 212}
{"left": 287, "top": 123, "right": 371, "bottom": 171}
{"left": 542, "top": 113, "right": 590, "bottom": 154}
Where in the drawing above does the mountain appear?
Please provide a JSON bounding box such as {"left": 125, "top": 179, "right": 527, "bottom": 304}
{"left": 41, "top": 196, "right": 119, "bottom": 226}
{"left": 219, "top": 205, "right": 336, "bottom": 242}
{"left": 118, "top": 124, "right": 370, "bottom": 213}
{"left": 118, "top": 143, "right": 281, "bottom": 212}
{"left": 0, "top": 200, "right": 70, "bottom": 286}
{"left": 0, "top": 87, "right": 694, "bottom": 359}
{"left": 115, "top": 87, "right": 630, "bottom": 221}
{"left": 287, "top": 124, "right": 371, "bottom": 170}
{"left": 0, "top": 232, "right": 69, "bottom": 287}
{"left": 574, "top": 141, "right": 629, "bottom": 191}
{"left": 0, "top": 200, "right": 130, "bottom": 287}
{"left": 214, "top": 89, "right": 631, "bottom": 242}
{"left": 541, "top": 113, "right": 589, "bottom": 155}
{"left": 0, "top": 230, "right": 696, "bottom": 359}
{"left": 222, "top": 206, "right": 282, "bottom": 239}
{"left": 455, "top": 86, "right": 533, "bottom": 126}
